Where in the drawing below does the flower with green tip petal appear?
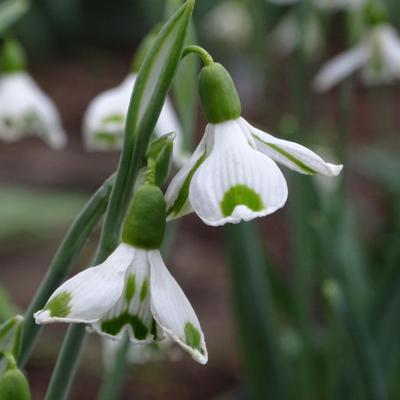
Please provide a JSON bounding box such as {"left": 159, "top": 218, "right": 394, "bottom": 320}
{"left": 82, "top": 73, "right": 188, "bottom": 166}
{"left": 314, "top": 23, "right": 400, "bottom": 91}
{"left": 34, "top": 184, "right": 207, "bottom": 365}
{"left": 0, "top": 73, "right": 66, "bottom": 149}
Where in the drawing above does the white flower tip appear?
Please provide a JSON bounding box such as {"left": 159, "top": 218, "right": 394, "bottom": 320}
{"left": 326, "top": 163, "right": 343, "bottom": 176}
{"left": 312, "top": 75, "right": 330, "bottom": 93}
{"left": 33, "top": 310, "right": 51, "bottom": 325}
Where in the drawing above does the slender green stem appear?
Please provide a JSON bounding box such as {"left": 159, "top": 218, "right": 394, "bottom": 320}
{"left": 97, "top": 336, "right": 130, "bottom": 400}
{"left": 182, "top": 45, "right": 213, "bottom": 66}
{"left": 18, "top": 176, "right": 114, "bottom": 368}
{"left": 44, "top": 325, "right": 87, "bottom": 400}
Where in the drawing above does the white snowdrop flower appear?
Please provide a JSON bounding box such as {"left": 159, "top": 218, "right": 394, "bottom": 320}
{"left": 166, "top": 61, "right": 342, "bottom": 226}
{"left": 314, "top": 23, "right": 400, "bottom": 91}
{"left": 203, "top": 0, "right": 253, "bottom": 46}
{"left": 34, "top": 185, "right": 207, "bottom": 365}
{"left": 83, "top": 73, "right": 188, "bottom": 166}
{"left": 0, "top": 40, "right": 66, "bottom": 149}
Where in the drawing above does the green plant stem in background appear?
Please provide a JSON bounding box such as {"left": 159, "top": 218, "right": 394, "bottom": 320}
{"left": 44, "top": 4, "right": 194, "bottom": 400}
{"left": 97, "top": 336, "right": 130, "bottom": 400}
{"left": 225, "top": 222, "right": 289, "bottom": 400}
{"left": 18, "top": 176, "right": 114, "bottom": 368}
{"left": 44, "top": 325, "right": 87, "bottom": 400}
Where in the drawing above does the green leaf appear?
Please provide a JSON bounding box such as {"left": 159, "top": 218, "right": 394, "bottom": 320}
{"left": 0, "top": 0, "right": 29, "bottom": 33}
{"left": 224, "top": 222, "right": 289, "bottom": 400}
{"left": 98, "top": 0, "right": 195, "bottom": 261}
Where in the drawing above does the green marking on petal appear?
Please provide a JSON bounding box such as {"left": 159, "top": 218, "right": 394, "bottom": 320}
{"left": 101, "top": 113, "right": 125, "bottom": 124}
{"left": 167, "top": 152, "right": 206, "bottom": 216}
{"left": 220, "top": 184, "right": 264, "bottom": 217}
{"left": 44, "top": 292, "right": 72, "bottom": 318}
{"left": 101, "top": 312, "right": 149, "bottom": 340}
{"left": 94, "top": 132, "right": 121, "bottom": 146}
{"left": 140, "top": 279, "right": 149, "bottom": 302}
{"left": 124, "top": 274, "right": 136, "bottom": 304}
{"left": 184, "top": 322, "right": 202, "bottom": 352}
{"left": 255, "top": 136, "right": 316, "bottom": 175}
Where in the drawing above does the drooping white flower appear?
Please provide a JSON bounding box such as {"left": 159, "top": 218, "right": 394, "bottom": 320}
{"left": 34, "top": 184, "right": 207, "bottom": 365}
{"left": 83, "top": 73, "right": 188, "bottom": 166}
{"left": 314, "top": 23, "right": 400, "bottom": 91}
{"left": 0, "top": 72, "right": 66, "bottom": 148}
{"left": 165, "top": 61, "right": 342, "bottom": 226}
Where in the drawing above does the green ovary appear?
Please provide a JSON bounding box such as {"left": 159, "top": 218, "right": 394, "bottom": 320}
{"left": 220, "top": 185, "right": 264, "bottom": 217}
{"left": 44, "top": 292, "right": 72, "bottom": 318}
{"left": 101, "top": 312, "right": 149, "bottom": 340}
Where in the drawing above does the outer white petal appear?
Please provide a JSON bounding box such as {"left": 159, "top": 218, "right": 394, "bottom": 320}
{"left": 149, "top": 250, "right": 207, "bottom": 364}
{"left": 313, "top": 44, "right": 370, "bottom": 91}
{"left": 34, "top": 244, "right": 135, "bottom": 324}
{"left": 0, "top": 72, "right": 66, "bottom": 148}
{"left": 244, "top": 120, "right": 343, "bottom": 176}
{"left": 83, "top": 74, "right": 136, "bottom": 151}
{"left": 378, "top": 25, "right": 400, "bottom": 78}
{"left": 91, "top": 249, "right": 155, "bottom": 343}
{"left": 165, "top": 127, "right": 210, "bottom": 220}
{"left": 189, "top": 119, "right": 288, "bottom": 226}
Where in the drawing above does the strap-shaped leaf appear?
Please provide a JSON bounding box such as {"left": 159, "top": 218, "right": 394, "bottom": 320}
{"left": 100, "top": 0, "right": 195, "bottom": 258}
{"left": 0, "top": 0, "right": 29, "bottom": 33}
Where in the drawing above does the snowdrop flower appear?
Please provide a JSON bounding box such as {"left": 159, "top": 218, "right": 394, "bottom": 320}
{"left": 83, "top": 73, "right": 187, "bottom": 166}
{"left": 166, "top": 60, "right": 342, "bottom": 226}
{"left": 314, "top": 23, "right": 400, "bottom": 91}
{"left": 34, "top": 184, "right": 207, "bottom": 364}
{"left": 0, "top": 40, "right": 66, "bottom": 148}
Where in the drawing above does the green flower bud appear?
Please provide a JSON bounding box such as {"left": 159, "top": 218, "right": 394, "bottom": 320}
{"left": 0, "top": 39, "right": 26, "bottom": 73}
{"left": 122, "top": 185, "right": 166, "bottom": 249}
{"left": 147, "top": 133, "right": 174, "bottom": 187}
{"left": 0, "top": 369, "right": 31, "bottom": 400}
{"left": 198, "top": 62, "right": 241, "bottom": 124}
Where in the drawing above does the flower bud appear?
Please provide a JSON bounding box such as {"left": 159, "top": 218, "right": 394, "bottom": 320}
{"left": 0, "top": 369, "right": 31, "bottom": 400}
{"left": 147, "top": 133, "right": 174, "bottom": 187}
{"left": 198, "top": 62, "right": 241, "bottom": 124}
{"left": 0, "top": 39, "right": 26, "bottom": 73}
{"left": 122, "top": 185, "right": 166, "bottom": 249}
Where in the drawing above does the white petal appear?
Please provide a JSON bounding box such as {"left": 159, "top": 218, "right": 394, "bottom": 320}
{"left": 313, "top": 44, "right": 370, "bottom": 91}
{"left": 379, "top": 25, "right": 400, "bottom": 76}
{"left": 83, "top": 74, "right": 136, "bottom": 151}
{"left": 149, "top": 250, "right": 207, "bottom": 364}
{"left": 165, "top": 128, "right": 210, "bottom": 220}
{"left": 189, "top": 120, "right": 288, "bottom": 226}
{"left": 245, "top": 120, "right": 343, "bottom": 176}
{"left": 34, "top": 244, "right": 135, "bottom": 324}
{"left": 91, "top": 249, "right": 156, "bottom": 343}
{"left": 0, "top": 72, "right": 66, "bottom": 148}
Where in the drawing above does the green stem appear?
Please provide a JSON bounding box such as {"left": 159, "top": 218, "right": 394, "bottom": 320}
{"left": 44, "top": 325, "right": 87, "bottom": 400}
{"left": 18, "top": 176, "right": 114, "bottom": 368}
{"left": 97, "top": 336, "right": 130, "bottom": 400}
{"left": 182, "top": 45, "right": 213, "bottom": 66}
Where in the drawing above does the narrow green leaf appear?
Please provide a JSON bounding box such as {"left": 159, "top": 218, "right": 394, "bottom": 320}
{"left": 224, "top": 222, "right": 289, "bottom": 400}
{"left": 0, "top": 0, "right": 29, "bottom": 33}
{"left": 98, "top": 0, "right": 195, "bottom": 261}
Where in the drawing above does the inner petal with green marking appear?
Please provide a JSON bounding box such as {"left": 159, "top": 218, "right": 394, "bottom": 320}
{"left": 220, "top": 184, "right": 264, "bottom": 217}
{"left": 184, "top": 321, "right": 205, "bottom": 355}
{"left": 94, "top": 132, "right": 121, "bottom": 146}
{"left": 98, "top": 258, "right": 155, "bottom": 341}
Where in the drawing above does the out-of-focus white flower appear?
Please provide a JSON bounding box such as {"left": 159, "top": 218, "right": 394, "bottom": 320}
{"left": 102, "top": 336, "right": 180, "bottom": 369}
{"left": 83, "top": 73, "right": 188, "bottom": 166}
{"left": 0, "top": 73, "right": 66, "bottom": 149}
{"left": 271, "top": 12, "right": 322, "bottom": 57}
{"left": 202, "top": 1, "right": 253, "bottom": 46}
{"left": 269, "top": 0, "right": 365, "bottom": 10}
{"left": 314, "top": 24, "right": 400, "bottom": 91}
